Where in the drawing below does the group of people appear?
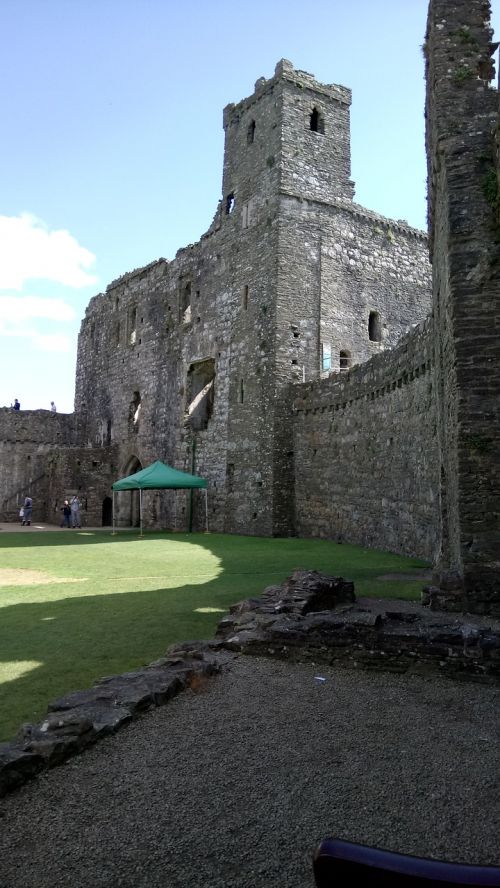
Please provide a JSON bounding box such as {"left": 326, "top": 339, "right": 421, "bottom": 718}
{"left": 19, "top": 496, "right": 32, "bottom": 526}
{"left": 19, "top": 494, "right": 83, "bottom": 528}
{"left": 11, "top": 399, "right": 56, "bottom": 411}
{"left": 61, "top": 496, "right": 82, "bottom": 528}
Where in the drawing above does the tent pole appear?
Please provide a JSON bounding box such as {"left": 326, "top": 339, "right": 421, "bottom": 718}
{"left": 112, "top": 491, "right": 116, "bottom": 536}
{"left": 139, "top": 488, "right": 143, "bottom": 538}
{"left": 205, "top": 488, "right": 208, "bottom": 532}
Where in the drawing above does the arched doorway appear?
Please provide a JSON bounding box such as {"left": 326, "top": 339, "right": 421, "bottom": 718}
{"left": 102, "top": 496, "right": 112, "bottom": 526}
{"left": 116, "top": 455, "right": 143, "bottom": 527}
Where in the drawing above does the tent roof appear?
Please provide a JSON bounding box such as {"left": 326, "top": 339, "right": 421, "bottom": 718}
{"left": 112, "top": 460, "right": 207, "bottom": 491}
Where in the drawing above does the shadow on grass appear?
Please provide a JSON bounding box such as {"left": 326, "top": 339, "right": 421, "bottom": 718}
{"left": 0, "top": 531, "right": 429, "bottom": 741}
{"left": 0, "top": 578, "right": 233, "bottom": 742}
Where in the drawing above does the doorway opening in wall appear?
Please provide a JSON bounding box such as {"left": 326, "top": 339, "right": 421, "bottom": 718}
{"left": 102, "top": 496, "right": 112, "bottom": 526}
{"left": 116, "top": 455, "right": 143, "bottom": 527}
{"left": 339, "top": 350, "right": 351, "bottom": 371}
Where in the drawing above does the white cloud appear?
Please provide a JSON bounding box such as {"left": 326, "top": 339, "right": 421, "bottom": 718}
{"left": 0, "top": 214, "right": 97, "bottom": 291}
{"left": 0, "top": 296, "right": 76, "bottom": 353}
{"left": 0, "top": 295, "right": 76, "bottom": 328}
{"left": 32, "top": 332, "right": 72, "bottom": 353}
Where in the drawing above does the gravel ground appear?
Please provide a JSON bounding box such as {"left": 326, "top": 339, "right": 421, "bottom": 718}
{"left": 0, "top": 657, "right": 499, "bottom": 888}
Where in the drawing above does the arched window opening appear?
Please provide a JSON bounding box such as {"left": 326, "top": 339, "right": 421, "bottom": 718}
{"left": 339, "top": 350, "right": 351, "bottom": 371}
{"left": 310, "top": 107, "right": 325, "bottom": 134}
{"left": 242, "top": 285, "right": 249, "bottom": 310}
{"left": 187, "top": 358, "right": 215, "bottom": 430}
{"left": 226, "top": 192, "right": 235, "bottom": 214}
{"left": 247, "top": 120, "right": 256, "bottom": 144}
{"left": 369, "top": 311, "right": 382, "bottom": 342}
{"left": 128, "top": 391, "right": 141, "bottom": 432}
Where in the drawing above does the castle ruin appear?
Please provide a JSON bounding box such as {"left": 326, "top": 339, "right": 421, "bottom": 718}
{"left": 1, "top": 0, "right": 499, "bottom": 615}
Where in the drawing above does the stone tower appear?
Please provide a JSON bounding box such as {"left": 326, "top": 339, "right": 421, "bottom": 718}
{"left": 220, "top": 61, "right": 357, "bottom": 534}
{"left": 425, "top": 0, "right": 500, "bottom": 613}
{"left": 3, "top": 60, "right": 430, "bottom": 541}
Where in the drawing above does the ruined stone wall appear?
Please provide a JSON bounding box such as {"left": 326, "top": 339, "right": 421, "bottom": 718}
{"left": 292, "top": 320, "right": 438, "bottom": 559}
{"left": 425, "top": 0, "right": 500, "bottom": 613}
{"left": 0, "top": 61, "right": 434, "bottom": 544}
{"left": 72, "top": 60, "right": 432, "bottom": 539}
{"left": 271, "top": 198, "right": 431, "bottom": 534}
{"left": 0, "top": 409, "right": 114, "bottom": 525}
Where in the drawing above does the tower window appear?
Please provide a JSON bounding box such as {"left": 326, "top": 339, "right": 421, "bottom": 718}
{"left": 240, "top": 379, "right": 244, "bottom": 403}
{"left": 247, "top": 120, "right": 255, "bottom": 144}
{"left": 128, "top": 306, "right": 137, "bottom": 345}
{"left": 321, "top": 342, "right": 331, "bottom": 372}
{"left": 339, "top": 350, "right": 351, "bottom": 371}
{"left": 226, "top": 193, "right": 235, "bottom": 214}
{"left": 129, "top": 391, "right": 141, "bottom": 431}
{"left": 180, "top": 281, "right": 192, "bottom": 324}
{"left": 310, "top": 107, "right": 325, "bottom": 134}
{"left": 243, "top": 285, "right": 249, "bottom": 310}
{"left": 368, "top": 311, "right": 382, "bottom": 342}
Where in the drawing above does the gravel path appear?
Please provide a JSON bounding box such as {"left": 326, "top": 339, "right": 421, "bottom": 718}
{"left": 0, "top": 657, "right": 499, "bottom": 888}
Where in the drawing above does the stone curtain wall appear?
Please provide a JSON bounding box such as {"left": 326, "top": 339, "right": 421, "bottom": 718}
{"left": 425, "top": 0, "right": 500, "bottom": 613}
{"left": 0, "top": 408, "right": 117, "bottom": 525}
{"left": 292, "top": 321, "right": 438, "bottom": 560}
{"left": 0, "top": 409, "right": 76, "bottom": 522}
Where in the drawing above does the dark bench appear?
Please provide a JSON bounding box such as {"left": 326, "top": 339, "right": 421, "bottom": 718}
{"left": 313, "top": 839, "right": 500, "bottom": 887}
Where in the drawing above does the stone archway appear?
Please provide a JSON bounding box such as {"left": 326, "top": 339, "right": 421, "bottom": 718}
{"left": 116, "top": 455, "right": 143, "bottom": 527}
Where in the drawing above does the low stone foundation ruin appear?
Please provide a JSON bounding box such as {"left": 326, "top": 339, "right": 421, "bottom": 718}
{"left": 1, "top": 570, "right": 499, "bottom": 799}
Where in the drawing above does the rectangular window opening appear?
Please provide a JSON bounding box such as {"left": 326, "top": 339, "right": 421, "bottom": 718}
{"left": 321, "top": 342, "right": 331, "bottom": 372}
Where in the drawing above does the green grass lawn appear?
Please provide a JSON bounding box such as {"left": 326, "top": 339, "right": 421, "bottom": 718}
{"left": 0, "top": 530, "right": 428, "bottom": 741}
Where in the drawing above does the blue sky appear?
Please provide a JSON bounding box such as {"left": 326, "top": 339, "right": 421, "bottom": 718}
{"left": 1, "top": 0, "right": 499, "bottom": 413}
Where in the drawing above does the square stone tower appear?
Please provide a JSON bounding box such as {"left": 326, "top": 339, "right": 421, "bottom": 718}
{"left": 74, "top": 60, "right": 430, "bottom": 536}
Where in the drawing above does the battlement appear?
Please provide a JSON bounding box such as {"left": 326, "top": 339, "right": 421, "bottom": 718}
{"left": 223, "top": 59, "right": 351, "bottom": 128}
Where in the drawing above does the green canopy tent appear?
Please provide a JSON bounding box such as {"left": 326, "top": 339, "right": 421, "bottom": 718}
{"left": 111, "top": 460, "right": 208, "bottom": 536}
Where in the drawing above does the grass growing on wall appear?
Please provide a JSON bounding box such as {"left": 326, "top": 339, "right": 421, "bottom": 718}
{"left": 0, "top": 531, "right": 428, "bottom": 741}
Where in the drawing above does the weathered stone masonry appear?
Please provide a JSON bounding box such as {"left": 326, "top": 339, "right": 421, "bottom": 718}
{"left": 67, "top": 59, "right": 431, "bottom": 538}
{"left": 425, "top": 0, "right": 500, "bottom": 613}
{"left": 3, "top": 13, "right": 499, "bottom": 614}
{"left": 292, "top": 320, "right": 437, "bottom": 560}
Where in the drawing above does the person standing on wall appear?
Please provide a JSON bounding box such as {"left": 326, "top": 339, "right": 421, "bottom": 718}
{"left": 70, "top": 495, "right": 82, "bottom": 528}
{"left": 13, "top": 399, "right": 20, "bottom": 411}
{"left": 50, "top": 401, "right": 56, "bottom": 413}
{"left": 22, "top": 496, "right": 32, "bottom": 526}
